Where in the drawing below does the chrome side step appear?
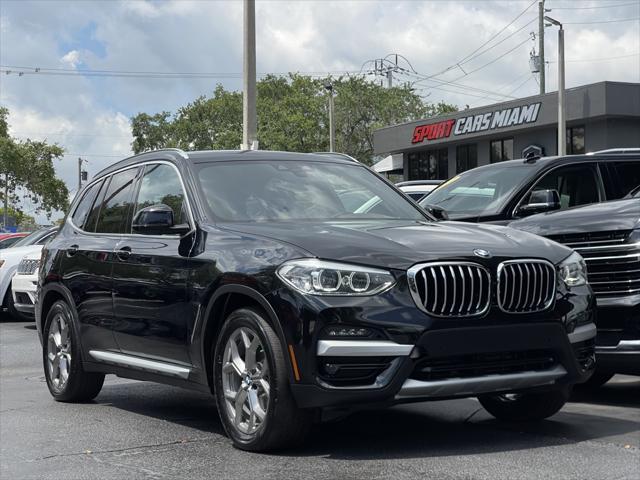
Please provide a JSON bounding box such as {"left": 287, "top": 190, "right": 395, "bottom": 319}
{"left": 395, "top": 365, "right": 567, "bottom": 400}
{"left": 88, "top": 350, "right": 191, "bottom": 379}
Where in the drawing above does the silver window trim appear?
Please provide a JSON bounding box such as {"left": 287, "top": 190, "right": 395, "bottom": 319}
{"left": 68, "top": 160, "right": 196, "bottom": 240}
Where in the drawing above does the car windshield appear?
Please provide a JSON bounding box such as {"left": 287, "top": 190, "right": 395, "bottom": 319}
{"left": 11, "top": 229, "right": 49, "bottom": 248}
{"left": 197, "top": 160, "right": 428, "bottom": 222}
{"left": 421, "top": 164, "right": 533, "bottom": 218}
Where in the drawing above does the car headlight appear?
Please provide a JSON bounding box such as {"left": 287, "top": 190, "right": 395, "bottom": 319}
{"left": 277, "top": 259, "right": 395, "bottom": 296}
{"left": 558, "top": 251, "right": 587, "bottom": 287}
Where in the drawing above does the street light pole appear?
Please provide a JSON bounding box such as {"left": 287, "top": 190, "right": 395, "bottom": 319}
{"left": 242, "top": 0, "right": 258, "bottom": 150}
{"left": 325, "top": 84, "right": 335, "bottom": 152}
{"left": 545, "top": 16, "right": 565, "bottom": 156}
{"left": 538, "top": 0, "right": 545, "bottom": 95}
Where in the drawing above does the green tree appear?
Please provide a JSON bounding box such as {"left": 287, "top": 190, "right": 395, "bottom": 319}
{"left": 0, "top": 107, "right": 69, "bottom": 226}
{"left": 130, "top": 75, "right": 457, "bottom": 165}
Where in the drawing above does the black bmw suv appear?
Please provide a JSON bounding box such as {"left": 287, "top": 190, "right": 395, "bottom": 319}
{"left": 37, "top": 149, "right": 596, "bottom": 451}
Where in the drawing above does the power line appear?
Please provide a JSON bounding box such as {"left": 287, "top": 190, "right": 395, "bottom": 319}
{"left": 547, "top": 52, "right": 639, "bottom": 63}
{"left": 548, "top": 1, "right": 639, "bottom": 10}
{"left": 398, "top": 0, "right": 538, "bottom": 83}
{"left": 563, "top": 17, "right": 640, "bottom": 24}
{"left": 0, "top": 65, "right": 360, "bottom": 79}
{"left": 505, "top": 74, "right": 535, "bottom": 96}
{"left": 457, "top": 0, "right": 538, "bottom": 65}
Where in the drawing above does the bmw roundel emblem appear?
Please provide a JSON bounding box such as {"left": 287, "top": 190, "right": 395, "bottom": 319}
{"left": 473, "top": 248, "right": 492, "bottom": 258}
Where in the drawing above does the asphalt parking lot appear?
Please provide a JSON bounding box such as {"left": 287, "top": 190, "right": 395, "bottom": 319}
{"left": 1, "top": 319, "right": 638, "bottom": 480}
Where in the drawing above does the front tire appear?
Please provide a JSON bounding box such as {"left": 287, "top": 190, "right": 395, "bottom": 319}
{"left": 43, "top": 301, "right": 104, "bottom": 402}
{"left": 576, "top": 370, "right": 614, "bottom": 390}
{"left": 213, "top": 308, "right": 311, "bottom": 451}
{"left": 2, "top": 286, "right": 25, "bottom": 321}
{"left": 478, "top": 387, "right": 570, "bottom": 422}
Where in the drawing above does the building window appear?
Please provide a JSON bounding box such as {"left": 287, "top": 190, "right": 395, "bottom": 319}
{"left": 456, "top": 144, "right": 477, "bottom": 173}
{"left": 407, "top": 148, "right": 448, "bottom": 180}
{"left": 490, "top": 138, "right": 514, "bottom": 163}
{"left": 566, "top": 126, "right": 585, "bottom": 154}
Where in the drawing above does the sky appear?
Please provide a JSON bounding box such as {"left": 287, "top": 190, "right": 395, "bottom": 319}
{"left": 0, "top": 0, "right": 639, "bottom": 222}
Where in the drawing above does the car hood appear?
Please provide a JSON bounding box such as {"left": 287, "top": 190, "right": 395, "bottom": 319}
{"left": 0, "top": 244, "right": 43, "bottom": 263}
{"left": 509, "top": 199, "right": 640, "bottom": 236}
{"left": 221, "top": 220, "right": 572, "bottom": 270}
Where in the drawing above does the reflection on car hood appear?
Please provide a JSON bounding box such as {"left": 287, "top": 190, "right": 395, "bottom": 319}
{"left": 222, "top": 219, "right": 571, "bottom": 270}
{"left": 509, "top": 199, "right": 640, "bottom": 235}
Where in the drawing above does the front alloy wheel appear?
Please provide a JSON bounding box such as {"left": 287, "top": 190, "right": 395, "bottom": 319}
{"left": 213, "top": 308, "right": 312, "bottom": 451}
{"left": 221, "top": 327, "right": 271, "bottom": 434}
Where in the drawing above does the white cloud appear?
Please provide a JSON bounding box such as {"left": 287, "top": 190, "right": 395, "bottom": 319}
{"left": 61, "top": 49, "right": 81, "bottom": 68}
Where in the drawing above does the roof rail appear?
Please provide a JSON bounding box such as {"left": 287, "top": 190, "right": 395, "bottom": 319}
{"left": 154, "top": 148, "right": 189, "bottom": 159}
{"left": 312, "top": 152, "right": 360, "bottom": 163}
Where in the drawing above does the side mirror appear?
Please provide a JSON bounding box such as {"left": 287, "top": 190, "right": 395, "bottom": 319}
{"left": 132, "top": 204, "right": 190, "bottom": 235}
{"left": 517, "top": 189, "right": 561, "bottom": 216}
{"left": 421, "top": 203, "right": 449, "bottom": 221}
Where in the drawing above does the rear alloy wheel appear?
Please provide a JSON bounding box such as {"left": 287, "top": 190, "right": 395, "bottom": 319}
{"left": 43, "top": 301, "right": 104, "bottom": 402}
{"left": 213, "top": 308, "right": 311, "bottom": 451}
{"left": 478, "top": 387, "right": 570, "bottom": 422}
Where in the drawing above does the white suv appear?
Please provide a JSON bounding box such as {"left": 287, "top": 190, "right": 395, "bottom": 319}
{"left": 0, "top": 227, "right": 57, "bottom": 319}
{"left": 11, "top": 251, "right": 41, "bottom": 317}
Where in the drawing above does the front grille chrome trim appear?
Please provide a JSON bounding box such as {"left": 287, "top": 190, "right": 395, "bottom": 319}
{"left": 497, "top": 259, "right": 556, "bottom": 314}
{"left": 407, "top": 261, "right": 491, "bottom": 318}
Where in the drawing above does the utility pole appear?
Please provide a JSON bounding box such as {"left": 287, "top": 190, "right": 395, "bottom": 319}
{"left": 325, "top": 84, "right": 335, "bottom": 152}
{"left": 78, "top": 157, "right": 83, "bottom": 192}
{"left": 242, "top": 0, "right": 258, "bottom": 150}
{"left": 538, "top": 0, "right": 545, "bottom": 94}
{"left": 545, "top": 16, "right": 565, "bottom": 155}
{"left": 2, "top": 172, "right": 7, "bottom": 230}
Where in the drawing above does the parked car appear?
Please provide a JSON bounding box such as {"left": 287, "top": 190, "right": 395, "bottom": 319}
{"left": 0, "top": 227, "right": 58, "bottom": 319}
{"left": 396, "top": 180, "right": 443, "bottom": 201}
{"left": 0, "top": 232, "right": 28, "bottom": 249}
{"left": 37, "top": 149, "right": 595, "bottom": 451}
{"left": 11, "top": 250, "right": 41, "bottom": 318}
{"left": 510, "top": 197, "right": 640, "bottom": 386}
{"left": 421, "top": 154, "right": 639, "bottom": 223}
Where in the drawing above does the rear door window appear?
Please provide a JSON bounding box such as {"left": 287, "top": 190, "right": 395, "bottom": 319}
{"left": 95, "top": 168, "right": 140, "bottom": 234}
{"left": 526, "top": 164, "right": 602, "bottom": 209}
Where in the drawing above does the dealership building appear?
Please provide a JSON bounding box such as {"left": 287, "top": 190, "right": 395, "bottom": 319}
{"left": 372, "top": 81, "right": 640, "bottom": 181}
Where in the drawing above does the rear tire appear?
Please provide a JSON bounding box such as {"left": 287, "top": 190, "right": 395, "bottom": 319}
{"left": 213, "top": 307, "right": 312, "bottom": 451}
{"left": 478, "top": 387, "right": 570, "bottom": 422}
{"left": 43, "top": 301, "right": 104, "bottom": 402}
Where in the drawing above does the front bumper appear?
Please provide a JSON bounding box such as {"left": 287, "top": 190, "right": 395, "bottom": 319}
{"left": 11, "top": 273, "right": 38, "bottom": 316}
{"left": 594, "top": 304, "right": 639, "bottom": 375}
{"left": 291, "top": 322, "right": 596, "bottom": 409}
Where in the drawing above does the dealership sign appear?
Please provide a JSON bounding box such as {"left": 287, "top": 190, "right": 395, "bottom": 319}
{"left": 411, "top": 102, "right": 542, "bottom": 144}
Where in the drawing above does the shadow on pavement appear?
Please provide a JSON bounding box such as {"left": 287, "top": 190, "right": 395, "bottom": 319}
{"left": 94, "top": 378, "right": 640, "bottom": 460}
{"left": 571, "top": 376, "right": 640, "bottom": 408}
